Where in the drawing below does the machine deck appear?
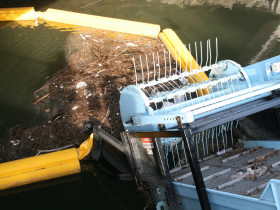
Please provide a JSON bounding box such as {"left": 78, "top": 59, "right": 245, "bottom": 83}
{"left": 172, "top": 147, "right": 280, "bottom": 198}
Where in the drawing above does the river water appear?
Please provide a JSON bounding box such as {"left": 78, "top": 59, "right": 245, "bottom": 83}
{"left": 0, "top": 0, "right": 280, "bottom": 209}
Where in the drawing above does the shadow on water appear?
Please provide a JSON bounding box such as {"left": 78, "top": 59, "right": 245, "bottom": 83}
{"left": 0, "top": 169, "right": 144, "bottom": 210}
{"left": 0, "top": 0, "right": 59, "bottom": 11}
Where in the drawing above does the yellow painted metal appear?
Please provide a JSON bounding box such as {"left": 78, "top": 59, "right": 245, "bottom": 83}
{"left": 43, "top": 8, "right": 160, "bottom": 38}
{"left": 78, "top": 133, "right": 94, "bottom": 160}
{"left": 0, "top": 148, "right": 80, "bottom": 190}
{"left": 159, "top": 29, "right": 209, "bottom": 95}
{"left": 0, "top": 7, "right": 35, "bottom": 21}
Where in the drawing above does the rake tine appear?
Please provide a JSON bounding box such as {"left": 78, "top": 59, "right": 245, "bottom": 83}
{"left": 164, "top": 49, "right": 167, "bottom": 78}
{"left": 140, "top": 55, "right": 144, "bottom": 84}
{"left": 169, "top": 49, "right": 172, "bottom": 77}
{"left": 200, "top": 41, "right": 203, "bottom": 70}
{"left": 195, "top": 42, "right": 198, "bottom": 70}
{"left": 206, "top": 40, "right": 209, "bottom": 66}
{"left": 175, "top": 46, "right": 178, "bottom": 74}
{"left": 146, "top": 54, "right": 149, "bottom": 83}
{"left": 189, "top": 44, "right": 192, "bottom": 71}
{"left": 208, "top": 39, "right": 212, "bottom": 66}
{"left": 216, "top": 126, "right": 219, "bottom": 152}
{"left": 153, "top": 52, "right": 156, "bottom": 81}
{"left": 215, "top": 37, "right": 218, "bottom": 65}
{"left": 185, "top": 44, "right": 188, "bottom": 71}
{"left": 133, "top": 57, "right": 137, "bottom": 85}
{"left": 179, "top": 46, "right": 181, "bottom": 74}
{"left": 157, "top": 51, "right": 160, "bottom": 80}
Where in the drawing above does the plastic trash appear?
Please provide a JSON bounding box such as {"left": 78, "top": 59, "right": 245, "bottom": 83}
{"left": 76, "top": 82, "right": 87, "bottom": 89}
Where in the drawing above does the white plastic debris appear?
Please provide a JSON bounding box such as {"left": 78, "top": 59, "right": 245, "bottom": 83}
{"left": 10, "top": 140, "right": 20, "bottom": 146}
{"left": 48, "top": 120, "right": 51, "bottom": 123}
{"left": 76, "top": 81, "right": 87, "bottom": 89}
{"left": 60, "top": 85, "right": 64, "bottom": 89}
{"left": 72, "top": 106, "right": 79, "bottom": 110}
{"left": 115, "top": 46, "right": 121, "bottom": 49}
{"left": 80, "top": 34, "right": 86, "bottom": 40}
{"left": 86, "top": 93, "right": 92, "bottom": 98}
{"left": 217, "top": 149, "right": 226, "bottom": 156}
{"left": 98, "top": 63, "right": 102, "bottom": 66}
{"left": 126, "top": 43, "right": 137, "bottom": 47}
{"left": 231, "top": 172, "right": 243, "bottom": 179}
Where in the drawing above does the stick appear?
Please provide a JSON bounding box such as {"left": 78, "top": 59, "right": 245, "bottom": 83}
{"left": 81, "top": 0, "right": 102, "bottom": 8}
{"left": 33, "top": 90, "right": 54, "bottom": 104}
{"left": 100, "top": 106, "right": 110, "bottom": 125}
{"left": 35, "top": 144, "right": 74, "bottom": 156}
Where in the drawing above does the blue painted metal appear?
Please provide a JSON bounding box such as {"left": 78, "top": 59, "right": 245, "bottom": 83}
{"left": 121, "top": 52, "right": 280, "bottom": 209}
{"left": 173, "top": 180, "right": 279, "bottom": 210}
{"left": 120, "top": 56, "right": 280, "bottom": 132}
{"left": 243, "top": 140, "right": 280, "bottom": 149}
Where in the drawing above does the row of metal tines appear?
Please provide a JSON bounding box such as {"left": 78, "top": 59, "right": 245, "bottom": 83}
{"left": 132, "top": 38, "right": 243, "bottom": 111}
{"left": 162, "top": 120, "right": 241, "bottom": 170}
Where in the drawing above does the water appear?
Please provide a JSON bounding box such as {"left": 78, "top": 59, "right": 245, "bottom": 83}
{"left": 0, "top": 0, "right": 280, "bottom": 209}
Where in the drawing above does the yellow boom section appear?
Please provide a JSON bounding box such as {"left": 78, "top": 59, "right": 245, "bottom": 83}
{"left": 0, "top": 7, "right": 35, "bottom": 21}
{"left": 0, "top": 148, "right": 80, "bottom": 190}
{"left": 43, "top": 8, "right": 160, "bottom": 38}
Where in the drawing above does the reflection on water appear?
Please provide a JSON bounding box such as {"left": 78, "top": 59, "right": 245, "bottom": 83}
{"left": 1, "top": 0, "right": 280, "bottom": 209}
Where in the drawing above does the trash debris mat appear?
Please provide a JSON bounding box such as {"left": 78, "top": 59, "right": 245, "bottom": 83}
{"left": 0, "top": 28, "right": 168, "bottom": 162}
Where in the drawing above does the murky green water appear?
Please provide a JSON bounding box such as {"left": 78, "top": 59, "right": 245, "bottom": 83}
{"left": 1, "top": 0, "right": 280, "bottom": 209}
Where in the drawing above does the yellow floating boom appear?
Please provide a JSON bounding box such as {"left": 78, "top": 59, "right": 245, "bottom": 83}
{"left": 43, "top": 8, "right": 160, "bottom": 38}
{"left": 0, "top": 148, "right": 80, "bottom": 190}
{"left": 0, "top": 7, "right": 35, "bottom": 21}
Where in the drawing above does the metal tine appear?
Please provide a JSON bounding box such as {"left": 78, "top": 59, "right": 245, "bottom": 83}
{"left": 206, "top": 40, "right": 209, "bottom": 66}
{"left": 200, "top": 41, "right": 203, "bottom": 70}
{"left": 221, "top": 125, "right": 225, "bottom": 150}
{"left": 216, "top": 126, "right": 219, "bottom": 152}
{"left": 169, "top": 49, "right": 172, "bottom": 77}
{"left": 164, "top": 50, "right": 167, "bottom": 78}
{"left": 153, "top": 52, "right": 156, "bottom": 81}
{"left": 206, "top": 129, "right": 209, "bottom": 155}
{"left": 171, "top": 141, "right": 176, "bottom": 168}
{"left": 175, "top": 139, "right": 181, "bottom": 167}
{"left": 181, "top": 139, "right": 188, "bottom": 164}
{"left": 196, "top": 134, "right": 199, "bottom": 159}
{"left": 179, "top": 46, "right": 181, "bottom": 74}
{"left": 195, "top": 42, "right": 198, "bottom": 70}
{"left": 157, "top": 51, "right": 160, "bottom": 80}
{"left": 133, "top": 57, "right": 137, "bottom": 86}
{"left": 230, "top": 121, "right": 234, "bottom": 144}
{"left": 146, "top": 54, "right": 149, "bottom": 83}
{"left": 165, "top": 144, "right": 169, "bottom": 169}
{"left": 224, "top": 124, "right": 228, "bottom": 148}
{"left": 142, "top": 88, "right": 151, "bottom": 97}
{"left": 175, "top": 47, "right": 178, "bottom": 74}
{"left": 211, "top": 128, "right": 215, "bottom": 152}
{"left": 215, "top": 37, "right": 218, "bottom": 65}
{"left": 185, "top": 44, "right": 188, "bottom": 72}
{"left": 202, "top": 131, "right": 205, "bottom": 157}
{"left": 208, "top": 39, "right": 212, "bottom": 66}
{"left": 140, "top": 55, "right": 144, "bottom": 84}
{"left": 189, "top": 44, "right": 192, "bottom": 71}
{"left": 236, "top": 119, "right": 240, "bottom": 128}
